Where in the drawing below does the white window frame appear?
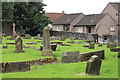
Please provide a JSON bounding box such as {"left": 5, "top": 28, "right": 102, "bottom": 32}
{"left": 56, "top": 26, "right": 60, "bottom": 31}
{"left": 77, "top": 27, "right": 83, "bottom": 33}
{"left": 110, "top": 26, "right": 115, "bottom": 31}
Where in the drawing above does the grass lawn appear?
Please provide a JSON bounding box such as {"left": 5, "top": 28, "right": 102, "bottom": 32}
{"left": 1, "top": 36, "right": 119, "bottom": 78}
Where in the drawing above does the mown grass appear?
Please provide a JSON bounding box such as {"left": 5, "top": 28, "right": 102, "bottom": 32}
{"left": 2, "top": 36, "right": 119, "bottom": 78}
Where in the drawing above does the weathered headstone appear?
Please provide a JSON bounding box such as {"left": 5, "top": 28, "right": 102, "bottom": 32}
{"left": 24, "top": 34, "right": 31, "bottom": 39}
{"left": 85, "top": 55, "right": 102, "bottom": 75}
{"left": 89, "top": 43, "right": 95, "bottom": 49}
{"left": 98, "top": 44, "right": 103, "bottom": 47}
{"left": 80, "top": 50, "right": 105, "bottom": 62}
{"left": 42, "top": 27, "right": 52, "bottom": 56}
{"left": 62, "top": 51, "right": 80, "bottom": 63}
{"left": 37, "top": 34, "right": 41, "bottom": 37}
{"left": 3, "top": 45, "right": 7, "bottom": 49}
{"left": 12, "top": 23, "right": 16, "bottom": 35}
{"left": 40, "top": 44, "right": 57, "bottom": 51}
{"left": 2, "top": 62, "right": 30, "bottom": 73}
{"left": 14, "top": 36, "right": 24, "bottom": 53}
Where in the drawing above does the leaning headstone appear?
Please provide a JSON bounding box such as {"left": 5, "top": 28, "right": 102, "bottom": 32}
{"left": 89, "top": 43, "right": 95, "bottom": 49}
{"left": 62, "top": 51, "right": 80, "bottom": 63}
{"left": 14, "top": 36, "right": 24, "bottom": 53}
{"left": 85, "top": 55, "right": 102, "bottom": 75}
{"left": 42, "top": 27, "right": 52, "bottom": 56}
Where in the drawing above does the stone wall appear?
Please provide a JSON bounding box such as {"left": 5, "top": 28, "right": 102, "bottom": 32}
{"left": 0, "top": 57, "right": 58, "bottom": 73}
{"left": 50, "top": 30, "right": 98, "bottom": 42}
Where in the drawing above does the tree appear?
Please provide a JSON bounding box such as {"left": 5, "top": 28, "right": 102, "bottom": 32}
{"left": 2, "top": 2, "right": 50, "bottom": 36}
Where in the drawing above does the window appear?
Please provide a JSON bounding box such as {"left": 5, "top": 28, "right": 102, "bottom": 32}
{"left": 110, "top": 26, "right": 115, "bottom": 31}
{"left": 77, "top": 27, "right": 83, "bottom": 33}
{"left": 56, "top": 26, "right": 60, "bottom": 31}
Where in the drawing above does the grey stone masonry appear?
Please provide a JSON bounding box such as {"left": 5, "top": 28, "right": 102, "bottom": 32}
{"left": 42, "top": 27, "right": 52, "bottom": 56}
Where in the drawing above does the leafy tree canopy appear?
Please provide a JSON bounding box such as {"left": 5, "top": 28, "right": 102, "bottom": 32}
{"left": 2, "top": 2, "right": 50, "bottom": 36}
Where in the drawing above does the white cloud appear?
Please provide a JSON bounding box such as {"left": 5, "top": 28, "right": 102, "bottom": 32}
{"left": 43, "top": 0, "right": 120, "bottom": 14}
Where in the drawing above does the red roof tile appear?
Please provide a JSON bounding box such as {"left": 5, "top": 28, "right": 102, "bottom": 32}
{"left": 45, "top": 13, "right": 65, "bottom": 22}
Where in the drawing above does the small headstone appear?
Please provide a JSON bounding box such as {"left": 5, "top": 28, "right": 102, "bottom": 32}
{"left": 37, "top": 34, "right": 41, "bottom": 37}
{"left": 40, "top": 44, "right": 57, "bottom": 51}
{"left": 3, "top": 45, "right": 8, "bottom": 49}
{"left": 89, "top": 43, "right": 95, "bottom": 49}
{"left": 14, "top": 36, "right": 24, "bottom": 53}
{"left": 42, "top": 27, "right": 52, "bottom": 56}
{"left": 85, "top": 55, "right": 102, "bottom": 75}
{"left": 98, "top": 44, "right": 103, "bottom": 47}
{"left": 24, "top": 34, "right": 31, "bottom": 39}
{"left": 62, "top": 51, "right": 80, "bottom": 63}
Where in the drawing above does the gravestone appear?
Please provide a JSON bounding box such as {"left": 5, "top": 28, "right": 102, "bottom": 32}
{"left": 80, "top": 50, "right": 105, "bottom": 62}
{"left": 89, "top": 43, "right": 95, "bottom": 49}
{"left": 12, "top": 23, "right": 16, "bottom": 35}
{"left": 3, "top": 45, "right": 7, "bottom": 49}
{"left": 40, "top": 44, "right": 57, "bottom": 51}
{"left": 98, "top": 44, "right": 103, "bottom": 47}
{"left": 85, "top": 55, "right": 102, "bottom": 75}
{"left": 14, "top": 36, "right": 24, "bottom": 53}
{"left": 42, "top": 27, "right": 52, "bottom": 56}
{"left": 24, "top": 34, "right": 31, "bottom": 39}
{"left": 37, "top": 34, "right": 41, "bottom": 37}
{"left": 62, "top": 51, "right": 80, "bottom": 63}
{"left": 2, "top": 62, "right": 30, "bottom": 73}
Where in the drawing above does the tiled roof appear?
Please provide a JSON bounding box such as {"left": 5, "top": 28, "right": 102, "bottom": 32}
{"left": 110, "top": 2, "right": 119, "bottom": 11}
{"left": 53, "top": 13, "right": 83, "bottom": 25}
{"left": 74, "top": 14, "right": 106, "bottom": 26}
{"left": 45, "top": 13, "right": 64, "bottom": 22}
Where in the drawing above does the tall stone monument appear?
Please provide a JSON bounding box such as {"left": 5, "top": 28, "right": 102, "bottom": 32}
{"left": 85, "top": 55, "right": 102, "bottom": 75}
{"left": 14, "top": 36, "right": 24, "bottom": 53}
{"left": 12, "top": 23, "right": 16, "bottom": 35}
{"left": 42, "top": 27, "right": 52, "bottom": 56}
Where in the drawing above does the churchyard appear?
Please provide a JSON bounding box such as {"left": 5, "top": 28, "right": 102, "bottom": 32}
{"left": 1, "top": 28, "right": 119, "bottom": 78}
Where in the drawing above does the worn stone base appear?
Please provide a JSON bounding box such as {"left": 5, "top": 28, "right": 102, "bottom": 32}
{"left": 42, "top": 50, "right": 52, "bottom": 56}
{"left": 14, "top": 50, "right": 24, "bottom": 53}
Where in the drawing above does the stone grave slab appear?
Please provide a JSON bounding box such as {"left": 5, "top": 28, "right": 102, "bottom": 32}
{"left": 80, "top": 50, "right": 105, "bottom": 62}
{"left": 62, "top": 51, "right": 80, "bottom": 63}
{"left": 85, "top": 55, "right": 102, "bottom": 75}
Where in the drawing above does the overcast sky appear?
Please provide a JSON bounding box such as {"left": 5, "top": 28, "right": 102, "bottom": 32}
{"left": 43, "top": 0, "right": 119, "bottom": 14}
